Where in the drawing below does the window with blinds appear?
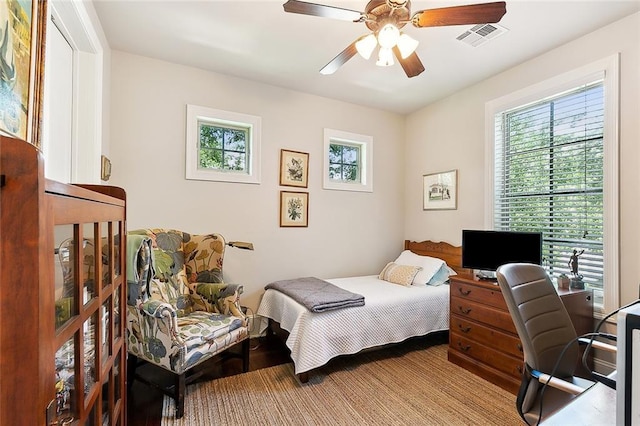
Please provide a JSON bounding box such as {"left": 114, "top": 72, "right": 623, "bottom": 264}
{"left": 493, "top": 81, "right": 604, "bottom": 301}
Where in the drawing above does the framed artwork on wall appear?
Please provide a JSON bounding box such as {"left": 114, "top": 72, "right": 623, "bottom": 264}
{"left": 280, "top": 149, "right": 309, "bottom": 188}
{"left": 280, "top": 191, "right": 309, "bottom": 227}
{"left": 101, "top": 155, "right": 112, "bottom": 181}
{"left": 423, "top": 169, "right": 458, "bottom": 210}
{"left": 0, "top": 0, "right": 47, "bottom": 148}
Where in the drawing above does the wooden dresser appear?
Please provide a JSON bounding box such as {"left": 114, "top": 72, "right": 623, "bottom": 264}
{"left": 448, "top": 275, "right": 593, "bottom": 394}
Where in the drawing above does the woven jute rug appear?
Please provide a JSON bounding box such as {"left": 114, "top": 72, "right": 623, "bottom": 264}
{"left": 161, "top": 343, "right": 521, "bottom": 425}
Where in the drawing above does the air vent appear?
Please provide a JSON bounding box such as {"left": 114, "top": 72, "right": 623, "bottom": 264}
{"left": 457, "top": 23, "right": 507, "bottom": 47}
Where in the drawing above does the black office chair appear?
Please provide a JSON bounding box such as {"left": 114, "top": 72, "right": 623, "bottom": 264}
{"left": 496, "top": 263, "right": 615, "bottom": 425}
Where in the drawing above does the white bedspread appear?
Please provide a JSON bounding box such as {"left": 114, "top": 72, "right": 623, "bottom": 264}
{"left": 257, "top": 275, "right": 449, "bottom": 374}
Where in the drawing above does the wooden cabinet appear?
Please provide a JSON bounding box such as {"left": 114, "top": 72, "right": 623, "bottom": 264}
{"left": 448, "top": 275, "right": 593, "bottom": 394}
{"left": 0, "top": 136, "right": 127, "bottom": 425}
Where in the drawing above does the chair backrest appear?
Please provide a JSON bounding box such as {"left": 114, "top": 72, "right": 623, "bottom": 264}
{"left": 127, "top": 229, "right": 226, "bottom": 315}
{"left": 496, "top": 263, "right": 579, "bottom": 377}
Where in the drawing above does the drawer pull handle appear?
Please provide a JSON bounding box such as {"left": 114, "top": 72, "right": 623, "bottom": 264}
{"left": 458, "top": 287, "right": 472, "bottom": 296}
{"left": 458, "top": 324, "right": 471, "bottom": 333}
{"left": 457, "top": 342, "right": 471, "bottom": 352}
{"left": 517, "top": 343, "right": 523, "bottom": 352}
{"left": 458, "top": 306, "right": 472, "bottom": 315}
{"left": 517, "top": 365, "right": 523, "bottom": 375}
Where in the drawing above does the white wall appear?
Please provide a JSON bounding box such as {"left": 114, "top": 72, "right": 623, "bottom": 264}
{"left": 405, "top": 13, "right": 640, "bottom": 306}
{"left": 107, "top": 51, "right": 405, "bottom": 310}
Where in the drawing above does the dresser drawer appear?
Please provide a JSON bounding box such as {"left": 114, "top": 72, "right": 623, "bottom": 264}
{"left": 451, "top": 296, "right": 517, "bottom": 334}
{"left": 450, "top": 279, "right": 507, "bottom": 310}
{"left": 450, "top": 332, "right": 524, "bottom": 379}
{"left": 450, "top": 316, "right": 523, "bottom": 359}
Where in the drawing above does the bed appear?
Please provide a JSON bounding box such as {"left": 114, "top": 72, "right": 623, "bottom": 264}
{"left": 257, "top": 240, "right": 470, "bottom": 382}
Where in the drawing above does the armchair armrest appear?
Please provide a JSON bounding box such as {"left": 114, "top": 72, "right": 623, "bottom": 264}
{"left": 139, "top": 299, "right": 178, "bottom": 319}
{"left": 135, "top": 299, "right": 183, "bottom": 344}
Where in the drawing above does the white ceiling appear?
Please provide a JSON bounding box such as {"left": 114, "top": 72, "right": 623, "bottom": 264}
{"left": 93, "top": 0, "right": 640, "bottom": 115}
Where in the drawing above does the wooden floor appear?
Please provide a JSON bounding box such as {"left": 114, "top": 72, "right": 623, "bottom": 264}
{"left": 127, "top": 336, "right": 292, "bottom": 425}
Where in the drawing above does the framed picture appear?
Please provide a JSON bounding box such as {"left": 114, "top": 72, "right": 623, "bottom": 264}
{"left": 280, "top": 191, "right": 309, "bottom": 227}
{"left": 423, "top": 169, "right": 458, "bottom": 210}
{"left": 101, "top": 155, "right": 112, "bottom": 181}
{"left": 280, "top": 149, "right": 309, "bottom": 188}
{"left": 0, "top": 0, "right": 47, "bottom": 148}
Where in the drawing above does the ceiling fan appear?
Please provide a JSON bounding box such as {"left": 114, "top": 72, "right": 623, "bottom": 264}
{"left": 283, "top": 0, "right": 507, "bottom": 78}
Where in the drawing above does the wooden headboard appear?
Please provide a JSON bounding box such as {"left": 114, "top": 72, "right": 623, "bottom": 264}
{"left": 404, "top": 240, "right": 471, "bottom": 277}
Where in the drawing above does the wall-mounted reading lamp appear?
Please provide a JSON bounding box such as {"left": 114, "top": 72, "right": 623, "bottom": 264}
{"left": 227, "top": 241, "right": 254, "bottom": 251}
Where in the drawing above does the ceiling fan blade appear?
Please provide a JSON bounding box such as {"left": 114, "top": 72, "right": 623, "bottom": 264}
{"left": 392, "top": 47, "right": 425, "bottom": 78}
{"left": 319, "top": 42, "right": 358, "bottom": 75}
{"left": 412, "top": 2, "right": 506, "bottom": 28}
{"left": 283, "top": 0, "right": 364, "bottom": 22}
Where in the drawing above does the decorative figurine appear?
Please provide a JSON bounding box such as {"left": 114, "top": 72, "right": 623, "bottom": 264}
{"left": 568, "top": 249, "right": 584, "bottom": 276}
{"left": 568, "top": 249, "right": 585, "bottom": 289}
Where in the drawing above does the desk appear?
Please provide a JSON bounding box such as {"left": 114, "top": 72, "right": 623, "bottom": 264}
{"left": 543, "top": 382, "right": 616, "bottom": 425}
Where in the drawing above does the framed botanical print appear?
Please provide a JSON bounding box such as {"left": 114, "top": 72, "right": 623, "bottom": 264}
{"left": 0, "top": 0, "right": 47, "bottom": 148}
{"left": 280, "top": 149, "right": 309, "bottom": 188}
{"left": 280, "top": 191, "right": 308, "bottom": 227}
{"left": 423, "top": 169, "right": 458, "bottom": 210}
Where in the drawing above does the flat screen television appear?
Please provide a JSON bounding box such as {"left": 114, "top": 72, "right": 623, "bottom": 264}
{"left": 462, "top": 230, "right": 543, "bottom": 277}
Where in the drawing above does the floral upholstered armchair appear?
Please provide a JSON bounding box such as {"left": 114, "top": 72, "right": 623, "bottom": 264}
{"left": 126, "top": 228, "right": 249, "bottom": 419}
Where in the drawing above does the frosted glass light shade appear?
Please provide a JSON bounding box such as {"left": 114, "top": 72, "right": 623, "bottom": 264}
{"left": 377, "top": 23, "right": 400, "bottom": 49}
{"left": 397, "top": 33, "right": 419, "bottom": 59}
{"left": 376, "top": 47, "right": 394, "bottom": 67}
{"left": 355, "top": 34, "right": 377, "bottom": 60}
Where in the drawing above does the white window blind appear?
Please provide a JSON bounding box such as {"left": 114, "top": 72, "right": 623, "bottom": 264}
{"left": 493, "top": 81, "right": 604, "bottom": 300}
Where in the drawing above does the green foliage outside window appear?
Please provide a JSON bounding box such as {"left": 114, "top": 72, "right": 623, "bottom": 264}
{"left": 198, "top": 122, "right": 248, "bottom": 171}
{"left": 329, "top": 143, "right": 360, "bottom": 182}
{"left": 496, "top": 82, "right": 604, "bottom": 295}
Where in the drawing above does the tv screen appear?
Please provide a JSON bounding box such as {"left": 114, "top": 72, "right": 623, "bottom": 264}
{"left": 462, "top": 230, "right": 543, "bottom": 272}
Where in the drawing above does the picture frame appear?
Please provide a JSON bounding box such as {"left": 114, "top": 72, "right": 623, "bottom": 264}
{"left": 0, "top": 0, "right": 48, "bottom": 148}
{"left": 279, "top": 149, "right": 309, "bottom": 188}
{"left": 423, "top": 169, "right": 458, "bottom": 210}
{"left": 280, "top": 191, "right": 309, "bottom": 227}
{"left": 101, "top": 155, "right": 112, "bottom": 181}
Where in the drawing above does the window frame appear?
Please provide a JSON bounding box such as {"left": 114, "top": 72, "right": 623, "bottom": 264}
{"left": 185, "top": 104, "right": 261, "bottom": 184}
{"left": 323, "top": 128, "right": 373, "bottom": 192}
{"left": 484, "top": 54, "right": 619, "bottom": 315}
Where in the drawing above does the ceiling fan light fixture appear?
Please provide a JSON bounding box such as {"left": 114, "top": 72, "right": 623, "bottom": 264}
{"left": 377, "top": 23, "right": 400, "bottom": 49}
{"left": 376, "top": 47, "right": 394, "bottom": 67}
{"left": 355, "top": 34, "right": 377, "bottom": 60}
{"left": 397, "top": 33, "right": 419, "bottom": 59}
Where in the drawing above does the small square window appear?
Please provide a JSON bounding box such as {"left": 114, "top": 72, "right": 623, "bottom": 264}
{"left": 186, "top": 105, "right": 261, "bottom": 184}
{"left": 329, "top": 143, "right": 361, "bottom": 182}
{"left": 323, "top": 129, "right": 372, "bottom": 192}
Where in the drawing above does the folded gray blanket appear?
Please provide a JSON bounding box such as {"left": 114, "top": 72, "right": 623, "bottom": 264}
{"left": 265, "top": 277, "right": 365, "bottom": 313}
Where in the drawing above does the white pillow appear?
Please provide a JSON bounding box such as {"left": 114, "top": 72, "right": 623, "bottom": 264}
{"left": 393, "top": 250, "right": 445, "bottom": 285}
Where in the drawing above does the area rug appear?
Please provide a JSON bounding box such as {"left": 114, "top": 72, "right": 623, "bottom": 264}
{"left": 161, "top": 343, "right": 521, "bottom": 425}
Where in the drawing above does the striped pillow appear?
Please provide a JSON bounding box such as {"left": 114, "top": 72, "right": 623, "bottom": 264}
{"left": 378, "top": 262, "right": 423, "bottom": 286}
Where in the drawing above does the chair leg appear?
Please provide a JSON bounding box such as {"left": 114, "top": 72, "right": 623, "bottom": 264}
{"left": 242, "top": 338, "right": 250, "bottom": 373}
{"left": 175, "top": 373, "right": 186, "bottom": 419}
{"left": 126, "top": 354, "right": 138, "bottom": 392}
